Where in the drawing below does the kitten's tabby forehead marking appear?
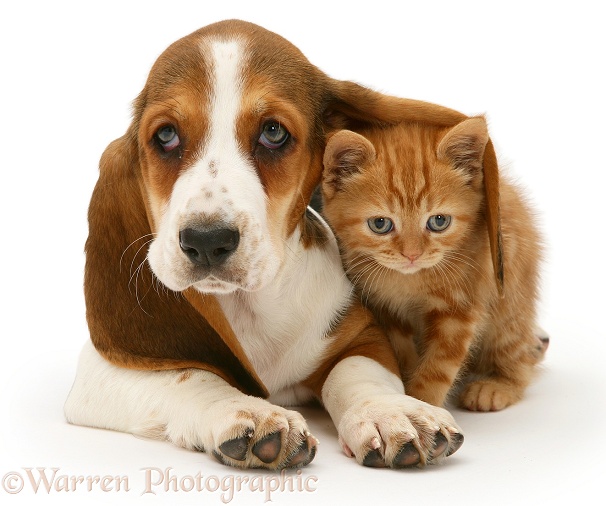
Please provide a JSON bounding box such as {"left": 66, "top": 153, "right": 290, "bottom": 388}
{"left": 366, "top": 126, "right": 452, "bottom": 219}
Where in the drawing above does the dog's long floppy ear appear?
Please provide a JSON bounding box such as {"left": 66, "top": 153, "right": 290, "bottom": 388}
{"left": 84, "top": 128, "right": 268, "bottom": 398}
{"left": 324, "top": 80, "right": 504, "bottom": 294}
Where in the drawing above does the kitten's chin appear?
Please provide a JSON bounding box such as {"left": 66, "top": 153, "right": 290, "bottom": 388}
{"left": 395, "top": 265, "right": 424, "bottom": 275}
{"left": 380, "top": 261, "right": 425, "bottom": 275}
{"left": 391, "top": 259, "right": 440, "bottom": 275}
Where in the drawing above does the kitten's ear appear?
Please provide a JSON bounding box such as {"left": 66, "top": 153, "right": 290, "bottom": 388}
{"left": 437, "top": 117, "right": 489, "bottom": 180}
{"left": 322, "top": 130, "right": 376, "bottom": 199}
{"left": 438, "top": 116, "right": 504, "bottom": 294}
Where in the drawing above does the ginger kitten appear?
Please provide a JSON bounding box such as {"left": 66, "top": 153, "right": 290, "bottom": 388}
{"left": 321, "top": 118, "right": 545, "bottom": 411}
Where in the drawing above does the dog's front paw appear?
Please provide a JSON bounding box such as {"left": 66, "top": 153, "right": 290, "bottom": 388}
{"left": 166, "top": 395, "right": 317, "bottom": 470}
{"left": 211, "top": 398, "right": 318, "bottom": 470}
{"left": 337, "top": 394, "right": 463, "bottom": 468}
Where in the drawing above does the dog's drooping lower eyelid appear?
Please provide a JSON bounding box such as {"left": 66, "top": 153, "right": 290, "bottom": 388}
{"left": 151, "top": 125, "right": 185, "bottom": 162}
{"left": 258, "top": 121, "right": 289, "bottom": 149}
{"left": 156, "top": 125, "right": 180, "bottom": 152}
{"left": 253, "top": 125, "right": 294, "bottom": 164}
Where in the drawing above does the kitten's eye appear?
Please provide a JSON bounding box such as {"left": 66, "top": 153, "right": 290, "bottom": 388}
{"left": 259, "top": 121, "right": 290, "bottom": 149}
{"left": 368, "top": 217, "right": 394, "bottom": 234}
{"left": 155, "top": 125, "right": 181, "bottom": 152}
{"left": 427, "top": 214, "right": 452, "bottom": 232}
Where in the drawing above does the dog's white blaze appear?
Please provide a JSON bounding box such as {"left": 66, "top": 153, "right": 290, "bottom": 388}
{"left": 206, "top": 40, "right": 245, "bottom": 162}
{"left": 217, "top": 208, "right": 353, "bottom": 398}
{"left": 147, "top": 39, "right": 280, "bottom": 293}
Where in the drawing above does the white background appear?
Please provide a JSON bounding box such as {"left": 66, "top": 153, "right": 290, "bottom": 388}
{"left": 1, "top": 1, "right": 604, "bottom": 504}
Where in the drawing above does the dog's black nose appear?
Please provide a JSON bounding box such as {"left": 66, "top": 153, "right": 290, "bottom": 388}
{"left": 179, "top": 227, "right": 240, "bottom": 267}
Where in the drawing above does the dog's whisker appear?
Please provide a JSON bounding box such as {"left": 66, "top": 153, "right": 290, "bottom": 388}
{"left": 120, "top": 233, "right": 156, "bottom": 273}
{"left": 126, "top": 258, "right": 153, "bottom": 317}
{"left": 128, "top": 239, "right": 155, "bottom": 281}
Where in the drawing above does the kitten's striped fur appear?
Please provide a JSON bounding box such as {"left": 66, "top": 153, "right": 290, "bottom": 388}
{"left": 321, "top": 118, "right": 545, "bottom": 411}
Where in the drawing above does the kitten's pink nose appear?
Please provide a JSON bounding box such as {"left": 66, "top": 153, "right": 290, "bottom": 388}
{"left": 403, "top": 252, "right": 422, "bottom": 262}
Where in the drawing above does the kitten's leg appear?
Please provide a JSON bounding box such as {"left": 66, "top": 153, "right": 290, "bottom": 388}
{"left": 404, "top": 310, "right": 480, "bottom": 407}
{"left": 460, "top": 318, "right": 541, "bottom": 412}
{"left": 384, "top": 321, "right": 419, "bottom": 381}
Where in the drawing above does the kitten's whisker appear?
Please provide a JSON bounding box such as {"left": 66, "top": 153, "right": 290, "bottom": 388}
{"left": 345, "top": 255, "right": 375, "bottom": 274}
{"left": 436, "top": 262, "right": 459, "bottom": 312}
{"left": 365, "top": 262, "right": 387, "bottom": 306}
{"left": 347, "top": 255, "right": 379, "bottom": 280}
{"left": 352, "top": 262, "right": 381, "bottom": 291}
{"left": 446, "top": 258, "right": 474, "bottom": 297}
{"left": 440, "top": 259, "right": 472, "bottom": 307}
{"left": 444, "top": 250, "right": 484, "bottom": 277}
{"left": 372, "top": 264, "right": 390, "bottom": 307}
{"left": 339, "top": 253, "right": 376, "bottom": 286}
{"left": 361, "top": 262, "right": 385, "bottom": 307}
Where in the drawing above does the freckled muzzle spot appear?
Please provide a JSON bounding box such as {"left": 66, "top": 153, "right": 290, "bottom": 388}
{"left": 209, "top": 160, "right": 218, "bottom": 178}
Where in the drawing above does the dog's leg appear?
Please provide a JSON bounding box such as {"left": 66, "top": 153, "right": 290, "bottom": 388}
{"left": 64, "top": 342, "right": 317, "bottom": 469}
{"left": 321, "top": 355, "right": 464, "bottom": 468}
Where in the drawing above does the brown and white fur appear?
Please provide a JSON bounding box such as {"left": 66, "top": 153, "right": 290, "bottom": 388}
{"left": 321, "top": 118, "right": 545, "bottom": 412}
{"left": 60, "top": 20, "right": 507, "bottom": 470}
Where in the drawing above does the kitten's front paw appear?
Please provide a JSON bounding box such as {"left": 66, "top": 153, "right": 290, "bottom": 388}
{"left": 460, "top": 379, "right": 523, "bottom": 411}
{"left": 337, "top": 394, "right": 463, "bottom": 468}
{"left": 166, "top": 396, "right": 317, "bottom": 470}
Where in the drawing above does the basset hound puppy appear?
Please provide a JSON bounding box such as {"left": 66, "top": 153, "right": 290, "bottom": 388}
{"left": 64, "top": 19, "right": 503, "bottom": 470}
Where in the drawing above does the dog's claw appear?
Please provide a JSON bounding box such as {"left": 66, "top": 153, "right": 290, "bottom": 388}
{"left": 431, "top": 432, "right": 449, "bottom": 459}
{"left": 446, "top": 432, "right": 464, "bottom": 456}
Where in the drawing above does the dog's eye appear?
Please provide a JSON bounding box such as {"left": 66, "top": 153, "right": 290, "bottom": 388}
{"left": 368, "top": 217, "right": 394, "bottom": 235}
{"left": 258, "top": 121, "right": 289, "bottom": 149}
{"left": 427, "top": 214, "right": 452, "bottom": 232}
{"left": 155, "top": 125, "right": 181, "bottom": 152}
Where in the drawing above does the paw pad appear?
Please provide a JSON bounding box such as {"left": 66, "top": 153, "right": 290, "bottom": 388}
{"left": 286, "top": 436, "right": 317, "bottom": 468}
{"left": 393, "top": 442, "right": 421, "bottom": 468}
{"left": 218, "top": 431, "right": 253, "bottom": 461}
{"left": 252, "top": 432, "right": 282, "bottom": 464}
{"left": 362, "top": 449, "right": 387, "bottom": 468}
